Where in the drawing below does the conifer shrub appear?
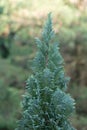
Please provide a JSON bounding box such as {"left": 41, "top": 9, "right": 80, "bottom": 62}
{"left": 16, "top": 13, "right": 76, "bottom": 130}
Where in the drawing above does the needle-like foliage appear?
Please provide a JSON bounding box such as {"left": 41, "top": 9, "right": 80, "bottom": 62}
{"left": 16, "top": 13, "right": 76, "bottom": 130}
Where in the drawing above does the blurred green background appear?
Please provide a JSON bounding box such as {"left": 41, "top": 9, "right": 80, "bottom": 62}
{"left": 0, "top": 0, "right": 87, "bottom": 130}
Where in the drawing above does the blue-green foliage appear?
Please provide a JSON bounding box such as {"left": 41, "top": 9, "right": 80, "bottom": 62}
{"left": 16, "top": 13, "right": 76, "bottom": 130}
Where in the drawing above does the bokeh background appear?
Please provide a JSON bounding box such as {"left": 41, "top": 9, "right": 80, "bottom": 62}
{"left": 0, "top": 0, "right": 87, "bottom": 130}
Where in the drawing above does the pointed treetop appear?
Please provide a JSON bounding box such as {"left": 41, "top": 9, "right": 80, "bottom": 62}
{"left": 42, "top": 13, "right": 55, "bottom": 45}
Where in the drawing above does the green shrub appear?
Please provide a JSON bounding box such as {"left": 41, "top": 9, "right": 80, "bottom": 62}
{"left": 0, "top": 79, "right": 21, "bottom": 130}
{"left": 16, "top": 14, "right": 76, "bottom": 130}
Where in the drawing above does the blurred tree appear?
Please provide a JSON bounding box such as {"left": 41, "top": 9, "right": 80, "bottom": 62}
{"left": 57, "top": 6, "right": 87, "bottom": 86}
{"left": 0, "top": 0, "right": 14, "bottom": 58}
{"left": 0, "top": 78, "right": 20, "bottom": 130}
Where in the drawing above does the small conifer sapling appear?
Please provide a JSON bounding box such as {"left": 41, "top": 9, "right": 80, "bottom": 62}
{"left": 16, "top": 13, "right": 76, "bottom": 130}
